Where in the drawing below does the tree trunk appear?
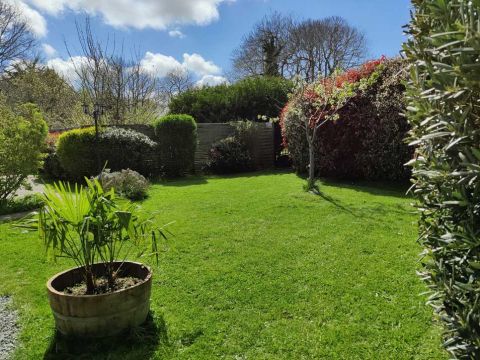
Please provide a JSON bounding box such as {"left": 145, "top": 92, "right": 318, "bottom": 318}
{"left": 306, "top": 125, "right": 319, "bottom": 192}
{"left": 307, "top": 142, "right": 316, "bottom": 191}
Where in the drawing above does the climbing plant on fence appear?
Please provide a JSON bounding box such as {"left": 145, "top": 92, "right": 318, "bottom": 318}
{"left": 404, "top": 0, "right": 480, "bottom": 357}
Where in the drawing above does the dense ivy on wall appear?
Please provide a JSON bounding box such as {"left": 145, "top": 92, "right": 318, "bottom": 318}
{"left": 281, "top": 58, "right": 411, "bottom": 181}
{"left": 404, "top": 0, "right": 480, "bottom": 357}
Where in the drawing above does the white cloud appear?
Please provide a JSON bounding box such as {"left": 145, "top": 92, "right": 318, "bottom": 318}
{"left": 196, "top": 74, "right": 228, "bottom": 87}
{"left": 168, "top": 29, "right": 185, "bottom": 39}
{"left": 140, "top": 52, "right": 183, "bottom": 78}
{"left": 140, "top": 51, "right": 222, "bottom": 78}
{"left": 27, "top": 0, "right": 230, "bottom": 30}
{"left": 28, "top": 0, "right": 65, "bottom": 15}
{"left": 182, "top": 53, "right": 220, "bottom": 76}
{"left": 46, "top": 56, "right": 87, "bottom": 83}
{"left": 42, "top": 43, "right": 57, "bottom": 57}
{"left": 46, "top": 51, "right": 224, "bottom": 87}
{"left": 5, "top": 0, "right": 47, "bottom": 37}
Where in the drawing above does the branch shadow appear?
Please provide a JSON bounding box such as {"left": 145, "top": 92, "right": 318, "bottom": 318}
{"left": 43, "top": 311, "right": 169, "bottom": 360}
{"left": 313, "top": 189, "right": 358, "bottom": 218}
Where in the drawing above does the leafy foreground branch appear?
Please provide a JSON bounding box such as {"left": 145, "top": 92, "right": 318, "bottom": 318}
{"left": 404, "top": 0, "right": 480, "bottom": 357}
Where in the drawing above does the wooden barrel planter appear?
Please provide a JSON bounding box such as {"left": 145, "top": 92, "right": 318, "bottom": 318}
{"left": 46, "top": 261, "right": 152, "bottom": 337}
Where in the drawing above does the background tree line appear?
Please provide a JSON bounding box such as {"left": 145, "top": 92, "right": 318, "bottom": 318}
{"left": 0, "top": 2, "right": 367, "bottom": 130}
{"left": 232, "top": 12, "right": 367, "bottom": 81}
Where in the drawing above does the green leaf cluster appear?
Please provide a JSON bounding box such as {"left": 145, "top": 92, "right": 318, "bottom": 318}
{"left": 23, "top": 179, "right": 166, "bottom": 294}
{"left": 404, "top": 0, "right": 480, "bottom": 356}
{"left": 169, "top": 76, "right": 293, "bottom": 123}
{"left": 0, "top": 100, "right": 48, "bottom": 203}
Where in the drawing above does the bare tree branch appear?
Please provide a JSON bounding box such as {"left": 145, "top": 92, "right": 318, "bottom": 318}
{"left": 0, "top": 2, "right": 36, "bottom": 73}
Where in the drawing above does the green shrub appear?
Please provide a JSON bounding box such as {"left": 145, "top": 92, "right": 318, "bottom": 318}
{"left": 204, "top": 121, "right": 259, "bottom": 174}
{"left": 98, "top": 127, "right": 157, "bottom": 176}
{"left": 0, "top": 194, "right": 43, "bottom": 216}
{"left": 42, "top": 151, "right": 65, "bottom": 180}
{"left": 0, "top": 101, "right": 48, "bottom": 204}
{"left": 41, "top": 132, "right": 66, "bottom": 180}
{"left": 99, "top": 169, "right": 149, "bottom": 201}
{"left": 169, "top": 77, "right": 293, "bottom": 123}
{"left": 204, "top": 137, "right": 253, "bottom": 174}
{"left": 281, "top": 58, "right": 411, "bottom": 181}
{"left": 404, "top": 0, "right": 480, "bottom": 357}
{"left": 57, "top": 127, "right": 157, "bottom": 180}
{"left": 153, "top": 114, "right": 197, "bottom": 177}
{"left": 56, "top": 127, "right": 97, "bottom": 180}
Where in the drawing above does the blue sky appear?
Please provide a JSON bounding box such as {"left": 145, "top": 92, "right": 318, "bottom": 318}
{"left": 12, "top": 0, "right": 412, "bottom": 85}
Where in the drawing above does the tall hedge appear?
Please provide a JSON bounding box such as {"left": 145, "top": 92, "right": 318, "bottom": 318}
{"left": 169, "top": 76, "right": 293, "bottom": 123}
{"left": 153, "top": 114, "right": 197, "bottom": 177}
{"left": 282, "top": 58, "right": 411, "bottom": 181}
{"left": 57, "top": 127, "right": 157, "bottom": 180}
{"left": 405, "top": 0, "right": 480, "bottom": 357}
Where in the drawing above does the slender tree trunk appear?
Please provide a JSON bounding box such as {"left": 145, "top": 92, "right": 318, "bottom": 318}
{"left": 308, "top": 142, "right": 315, "bottom": 190}
{"left": 306, "top": 125, "right": 318, "bottom": 191}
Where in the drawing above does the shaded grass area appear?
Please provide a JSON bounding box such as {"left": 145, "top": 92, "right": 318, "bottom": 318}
{"left": 0, "top": 171, "right": 445, "bottom": 359}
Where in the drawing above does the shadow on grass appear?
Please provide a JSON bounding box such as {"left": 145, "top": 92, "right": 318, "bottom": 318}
{"left": 43, "top": 312, "right": 169, "bottom": 360}
{"left": 306, "top": 184, "right": 414, "bottom": 221}
{"left": 154, "top": 169, "right": 292, "bottom": 187}
{"left": 157, "top": 176, "right": 209, "bottom": 187}
{"left": 314, "top": 190, "right": 358, "bottom": 217}
{"left": 294, "top": 172, "right": 411, "bottom": 199}
{"left": 320, "top": 178, "right": 412, "bottom": 199}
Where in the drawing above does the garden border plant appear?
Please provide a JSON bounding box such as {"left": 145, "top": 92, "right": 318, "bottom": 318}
{"left": 153, "top": 114, "right": 197, "bottom": 178}
{"left": 0, "top": 101, "right": 47, "bottom": 205}
{"left": 21, "top": 179, "right": 167, "bottom": 337}
{"left": 56, "top": 126, "right": 158, "bottom": 180}
{"left": 405, "top": 0, "right": 480, "bottom": 357}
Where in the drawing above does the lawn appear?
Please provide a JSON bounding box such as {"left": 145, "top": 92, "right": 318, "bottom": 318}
{"left": 0, "top": 171, "right": 445, "bottom": 359}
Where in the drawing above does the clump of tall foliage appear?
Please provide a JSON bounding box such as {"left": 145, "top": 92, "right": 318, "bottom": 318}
{"left": 281, "top": 58, "right": 411, "bottom": 182}
{"left": 404, "top": 0, "right": 480, "bottom": 357}
{"left": 0, "top": 101, "right": 48, "bottom": 204}
{"left": 169, "top": 76, "right": 292, "bottom": 123}
{"left": 153, "top": 114, "right": 197, "bottom": 177}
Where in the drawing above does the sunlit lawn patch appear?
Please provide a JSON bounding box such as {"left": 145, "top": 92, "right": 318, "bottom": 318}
{"left": 0, "top": 171, "right": 445, "bottom": 359}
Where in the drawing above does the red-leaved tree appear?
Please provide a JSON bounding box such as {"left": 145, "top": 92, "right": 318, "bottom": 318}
{"left": 284, "top": 57, "right": 386, "bottom": 191}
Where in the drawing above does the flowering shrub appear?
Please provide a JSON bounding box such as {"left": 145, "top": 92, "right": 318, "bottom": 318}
{"left": 57, "top": 127, "right": 158, "bottom": 180}
{"left": 282, "top": 58, "right": 411, "bottom": 181}
{"left": 98, "top": 169, "right": 149, "bottom": 201}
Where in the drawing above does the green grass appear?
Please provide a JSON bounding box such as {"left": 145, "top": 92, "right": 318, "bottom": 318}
{"left": 0, "top": 171, "right": 446, "bottom": 359}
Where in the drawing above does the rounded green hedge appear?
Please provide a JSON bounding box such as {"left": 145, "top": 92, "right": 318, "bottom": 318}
{"left": 153, "top": 114, "right": 197, "bottom": 177}
{"left": 57, "top": 127, "right": 157, "bottom": 180}
{"left": 168, "top": 76, "right": 293, "bottom": 123}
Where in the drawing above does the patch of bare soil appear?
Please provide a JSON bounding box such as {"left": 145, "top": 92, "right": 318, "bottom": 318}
{"left": 64, "top": 276, "right": 143, "bottom": 296}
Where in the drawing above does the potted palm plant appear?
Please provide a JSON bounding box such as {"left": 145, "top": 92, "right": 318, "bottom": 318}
{"left": 23, "top": 179, "right": 167, "bottom": 337}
